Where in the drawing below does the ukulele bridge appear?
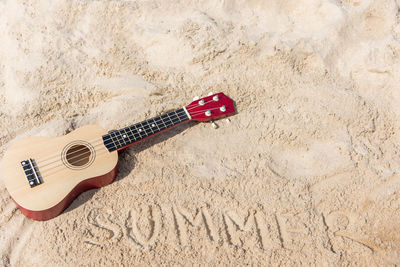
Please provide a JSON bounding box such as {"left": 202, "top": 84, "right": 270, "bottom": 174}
{"left": 21, "top": 159, "right": 43, "bottom": 188}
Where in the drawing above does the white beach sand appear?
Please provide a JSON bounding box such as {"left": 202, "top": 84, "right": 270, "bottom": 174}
{"left": 1, "top": 0, "right": 400, "bottom": 265}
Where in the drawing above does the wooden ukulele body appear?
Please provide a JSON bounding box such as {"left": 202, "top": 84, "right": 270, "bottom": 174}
{"left": 1, "top": 125, "right": 118, "bottom": 221}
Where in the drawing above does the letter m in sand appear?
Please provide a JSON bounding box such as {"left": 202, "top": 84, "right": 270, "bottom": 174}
{"left": 223, "top": 209, "right": 279, "bottom": 250}
{"left": 173, "top": 205, "right": 219, "bottom": 246}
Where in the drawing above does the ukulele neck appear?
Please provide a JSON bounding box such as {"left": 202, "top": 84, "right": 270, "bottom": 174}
{"left": 102, "top": 107, "right": 191, "bottom": 152}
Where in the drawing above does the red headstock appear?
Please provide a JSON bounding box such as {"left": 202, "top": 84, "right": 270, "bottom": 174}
{"left": 185, "top": 92, "right": 235, "bottom": 122}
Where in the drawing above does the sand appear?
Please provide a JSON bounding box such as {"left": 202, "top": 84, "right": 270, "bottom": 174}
{"left": 1, "top": 0, "right": 400, "bottom": 265}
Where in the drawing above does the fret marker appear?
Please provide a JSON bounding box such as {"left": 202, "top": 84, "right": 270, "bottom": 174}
{"left": 123, "top": 134, "right": 127, "bottom": 138}
{"left": 139, "top": 129, "right": 142, "bottom": 132}
{"left": 152, "top": 123, "right": 155, "bottom": 127}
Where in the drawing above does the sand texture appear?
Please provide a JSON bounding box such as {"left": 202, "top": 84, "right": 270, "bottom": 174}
{"left": 1, "top": 0, "right": 400, "bottom": 265}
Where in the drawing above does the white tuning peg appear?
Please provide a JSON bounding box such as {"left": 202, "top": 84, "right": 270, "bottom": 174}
{"left": 193, "top": 96, "right": 199, "bottom": 101}
{"left": 205, "top": 110, "right": 211, "bottom": 116}
{"left": 220, "top": 105, "right": 226, "bottom": 112}
{"left": 211, "top": 121, "right": 218, "bottom": 129}
{"left": 208, "top": 92, "right": 213, "bottom": 96}
{"left": 199, "top": 99, "right": 205, "bottom": 105}
{"left": 213, "top": 95, "right": 219, "bottom": 101}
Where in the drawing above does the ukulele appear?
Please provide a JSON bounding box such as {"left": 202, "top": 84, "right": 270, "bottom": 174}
{"left": 1, "top": 92, "right": 235, "bottom": 221}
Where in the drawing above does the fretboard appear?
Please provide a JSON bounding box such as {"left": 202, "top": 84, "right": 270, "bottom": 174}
{"left": 102, "top": 108, "right": 190, "bottom": 152}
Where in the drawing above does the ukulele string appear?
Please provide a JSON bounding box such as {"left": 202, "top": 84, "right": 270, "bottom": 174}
{"left": 9, "top": 106, "right": 226, "bottom": 191}
{"left": 26, "top": 106, "right": 218, "bottom": 180}
{"left": 34, "top": 98, "right": 219, "bottom": 167}
{"left": 8, "top": 98, "right": 222, "bottom": 177}
{"left": 9, "top": 103, "right": 223, "bottom": 183}
{"left": 34, "top": 106, "right": 221, "bottom": 175}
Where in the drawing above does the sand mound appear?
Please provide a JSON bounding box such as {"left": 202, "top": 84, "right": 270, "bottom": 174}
{"left": 1, "top": 0, "right": 400, "bottom": 265}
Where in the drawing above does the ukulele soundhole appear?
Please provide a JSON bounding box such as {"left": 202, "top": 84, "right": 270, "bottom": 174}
{"left": 62, "top": 141, "right": 95, "bottom": 170}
